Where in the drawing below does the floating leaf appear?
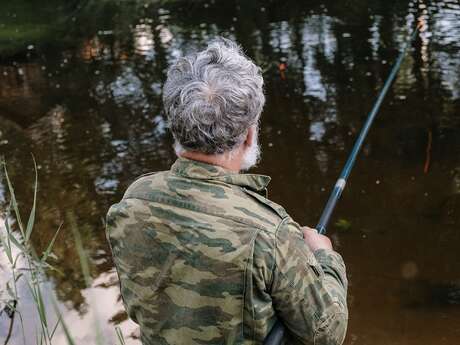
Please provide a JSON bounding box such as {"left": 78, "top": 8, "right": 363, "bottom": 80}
{"left": 335, "top": 218, "right": 352, "bottom": 231}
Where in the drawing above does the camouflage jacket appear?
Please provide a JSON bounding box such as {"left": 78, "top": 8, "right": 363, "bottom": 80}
{"left": 106, "top": 158, "right": 348, "bottom": 345}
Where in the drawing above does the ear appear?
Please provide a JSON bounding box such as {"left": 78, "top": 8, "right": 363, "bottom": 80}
{"left": 244, "top": 126, "right": 255, "bottom": 148}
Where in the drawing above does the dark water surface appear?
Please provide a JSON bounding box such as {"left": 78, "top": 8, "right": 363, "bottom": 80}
{"left": 1, "top": 0, "right": 460, "bottom": 344}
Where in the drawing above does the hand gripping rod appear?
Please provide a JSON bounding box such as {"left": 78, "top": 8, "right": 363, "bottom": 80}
{"left": 263, "top": 25, "right": 420, "bottom": 345}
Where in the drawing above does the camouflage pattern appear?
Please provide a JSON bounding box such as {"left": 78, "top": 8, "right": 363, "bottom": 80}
{"left": 106, "top": 157, "right": 348, "bottom": 345}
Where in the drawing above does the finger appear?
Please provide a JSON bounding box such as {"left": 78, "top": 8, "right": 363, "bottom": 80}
{"left": 303, "top": 228, "right": 318, "bottom": 238}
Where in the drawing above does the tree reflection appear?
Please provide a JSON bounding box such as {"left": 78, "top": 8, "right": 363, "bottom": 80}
{"left": 0, "top": 0, "right": 460, "bottom": 343}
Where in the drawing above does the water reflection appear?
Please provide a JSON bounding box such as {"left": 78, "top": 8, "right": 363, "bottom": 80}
{"left": 1, "top": 0, "right": 460, "bottom": 344}
{"left": 133, "top": 23, "right": 155, "bottom": 58}
{"left": 431, "top": 0, "right": 460, "bottom": 100}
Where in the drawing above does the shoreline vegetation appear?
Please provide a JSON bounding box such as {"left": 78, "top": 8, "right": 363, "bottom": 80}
{"left": 0, "top": 159, "right": 126, "bottom": 345}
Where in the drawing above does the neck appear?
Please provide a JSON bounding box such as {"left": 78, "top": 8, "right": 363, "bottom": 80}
{"left": 180, "top": 150, "right": 243, "bottom": 172}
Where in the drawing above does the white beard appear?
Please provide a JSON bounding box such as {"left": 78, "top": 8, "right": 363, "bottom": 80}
{"left": 173, "top": 134, "right": 261, "bottom": 172}
{"left": 240, "top": 134, "right": 261, "bottom": 171}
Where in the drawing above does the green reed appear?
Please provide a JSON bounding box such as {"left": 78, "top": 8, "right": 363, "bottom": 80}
{"left": 0, "top": 159, "right": 126, "bottom": 345}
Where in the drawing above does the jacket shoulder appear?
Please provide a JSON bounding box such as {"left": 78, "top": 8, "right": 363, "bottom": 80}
{"left": 123, "top": 171, "right": 168, "bottom": 200}
{"left": 120, "top": 170, "right": 291, "bottom": 234}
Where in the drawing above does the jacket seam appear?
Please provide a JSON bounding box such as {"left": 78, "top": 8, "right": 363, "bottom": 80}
{"left": 270, "top": 217, "right": 289, "bottom": 292}
{"left": 242, "top": 228, "right": 262, "bottom": 344}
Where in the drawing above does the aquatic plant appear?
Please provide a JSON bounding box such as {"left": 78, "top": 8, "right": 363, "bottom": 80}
{"left": 0, "top": 159, "right": 126, "bottom": 345}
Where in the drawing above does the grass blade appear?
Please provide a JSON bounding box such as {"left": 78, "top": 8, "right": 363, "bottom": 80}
{"left": 66, "top": 211, "right": 105, "bottom": 345}
{"left": 50, "top": 297, "right": 77, "bottom": 345}
{"left": 36, "top": 280, "right": 49, "bottom": 331}
{"left": 115, "top": 326, "right": 126, "bottom": 345}
{"left": 25, "top": 156, "right": 38, "bottom": 243}
{"left": 41, "top": 222, "right": 63, "bottom": 263}
{"left": 50, "top": 318, "right": 61, "bottom": 339}
{"left": 0, "top": 228, "right": 13, "bottom": 264}
{"left": 26, "top": 278, "right": 51, "bottom": 344}
{"left": 66, "top": 212, "right": 91, "bottom": 286}
{"left": 5, "top": 216, "right": 26, "bottom": 253}
{"left": 3, "top": 162, "right": 24, "bottom": 235}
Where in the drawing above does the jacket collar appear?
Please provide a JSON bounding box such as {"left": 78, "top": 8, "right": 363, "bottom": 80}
{"left": 171, "top": 157, "right": 271, "bottom": 194}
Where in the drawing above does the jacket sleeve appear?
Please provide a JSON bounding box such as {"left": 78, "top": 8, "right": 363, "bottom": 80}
{"left": 269, "top": 219, "right": 348, "bottom": 345}
{"left": 105, "top": 199, "right": 148, "bottom": 324}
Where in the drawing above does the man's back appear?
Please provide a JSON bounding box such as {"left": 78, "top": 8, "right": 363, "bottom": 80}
{"left": 106, "top": 158, "right": 348, "bottom": 345}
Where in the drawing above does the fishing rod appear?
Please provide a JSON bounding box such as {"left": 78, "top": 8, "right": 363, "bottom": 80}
{"left": 264, "top": 24, "right": 421, "bottom": 345}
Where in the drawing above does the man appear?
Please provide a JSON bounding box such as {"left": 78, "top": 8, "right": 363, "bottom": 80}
{"left": 106, "top": 38, "right": 348, "bottom": 345}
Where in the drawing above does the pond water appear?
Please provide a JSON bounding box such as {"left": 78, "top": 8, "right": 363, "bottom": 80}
{"left": 1, "top": 0, "right": 460, "bottom": 344}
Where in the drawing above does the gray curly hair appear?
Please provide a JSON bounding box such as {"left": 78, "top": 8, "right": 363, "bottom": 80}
{"left": 163, "top": 37, "right": 265, "bottom": 155}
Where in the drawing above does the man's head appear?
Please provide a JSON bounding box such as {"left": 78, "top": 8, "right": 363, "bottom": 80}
{"left": 163, "top": 37, "right": 265, "bottom": 171}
